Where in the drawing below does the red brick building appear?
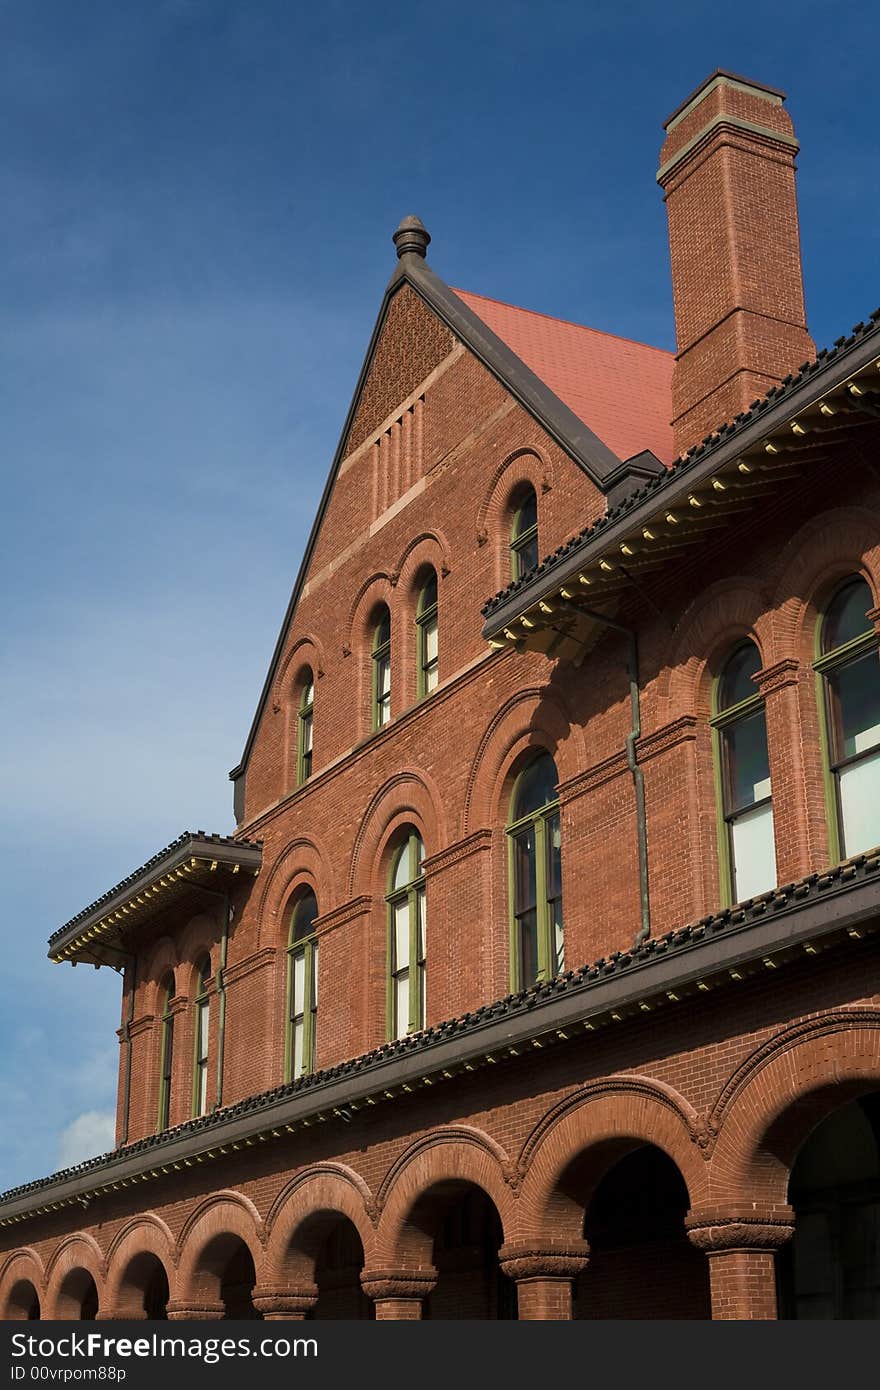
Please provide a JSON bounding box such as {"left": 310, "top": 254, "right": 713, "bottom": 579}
{"left": 3, "top": 69, "right": 880, "bottom": 1322}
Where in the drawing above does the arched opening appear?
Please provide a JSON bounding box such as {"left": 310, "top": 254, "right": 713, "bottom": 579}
{"left": 283, "top": 1212, "right": 371, "bottom": 1320}
{"left": 55, "top": 1268, "right": 100, "bottom": 1320}
{"left": 777, "top": 1095, "right": 880, "bottom": 1319}
{"left": 194, "top": 1233, "right": 262, "bottom": 1320}
{"left": 573, "top": 1144, "right": 710, "bottom": 1319}
{"left": 114, "top": 1251, "right": 170, "bottom": 1320}
{"left": 5, "top": 1278, "right": 40, "bottom": 1320}
{"left": 409, "top": 1182, "right": 514, "bottom": 1319}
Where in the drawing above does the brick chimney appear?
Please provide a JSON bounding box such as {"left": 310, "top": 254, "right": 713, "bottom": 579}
{"left": 658, "top": 71, "right": 814, "bottom": 456}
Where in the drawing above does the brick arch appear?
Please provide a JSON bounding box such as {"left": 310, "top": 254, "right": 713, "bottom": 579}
{"left": 345, "top": 571, "right": 396, "bottom": 657}
{"left": 374, "top": 1128, "right": 516, "bottom": 1267}
{"left": 706, "top": 1010, "right": 880, "bottom": 1208}
{"left": 347, "top": 768, "right": 447, "bottom": 899}
{"left": 264, "top": 1164, "right": 376, "bottom": 1283}
{"left": 174, "top": 1193, "right": 264, "bottom": 1302}
{"left": 476, "top": 447, "right": 553, "bottom": 595}
{"left": 274, "top": 633, "right": 327, "bottom": 695}
{"left": 0, "top": 1248, "right": 45, "bottom": 1320}
{"left": 256, "top": 836, "right": 335, "bottom": 949}
{"left": 104, "top": 1216, "right": 175, "bottom": 1317}
{"left": 515, "top": 1077, "right": 708, "bottom": 1242}
{"left": 141, "top": 937, "right": 180, "bottom": 1013}
{"left": 464, "top": 685, "right": 581, "bottom": 834}
{"left": 345, "top": 572, "right": 397, "bottom": 737}
{"left": 176, "top": 915, "right": 217, "bottom": 991}
{"left": 768, "top": 506, "right": 880, "bottom": 662}
{"left": 44, "top": 1233, "right": 105, "bottom": 1319}
{"left": 394, "top": 530, "right": 452, "bottom": 591}
{"left": 658, "top": 577, "right": 773, "bottom": 721}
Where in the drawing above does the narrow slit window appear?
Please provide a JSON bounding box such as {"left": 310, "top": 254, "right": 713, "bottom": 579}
{"left": 713, "top": 640, "right": 776, "bottom": 903}
{"left": 386, "top": 831, "right": 426, "bottom": 1038}
{"left": 507, "top": 752, "right": 562, "bottom": 988}
{"left": 287, "top": 891, "right": 319, "bottom": 1080}
{"left": 416, "top": 571, "right": 439, "bottom": 698}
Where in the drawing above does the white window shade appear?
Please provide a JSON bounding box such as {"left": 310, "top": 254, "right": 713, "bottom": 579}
{"left": 731, "top": 801, "right": 777, "bottom": 901}
{"left": 839, "top": 751, "right": 880, "bottom": 856}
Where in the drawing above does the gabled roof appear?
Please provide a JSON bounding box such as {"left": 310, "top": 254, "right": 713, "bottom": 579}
{"left": 454, "top": 290, "right": 674, "bottom": 464}
{"left": 230, "top": 219, "right": 667, "bottom": 792}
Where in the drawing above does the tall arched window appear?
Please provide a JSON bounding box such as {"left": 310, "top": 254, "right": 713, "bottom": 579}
{"left": 157, "top": 973, "right": 175, "bottom": 1131}
{"left": 287, "top": 891, "right": 319, "bottom": 1080}
{"left": 192, "top": 955, "right": 211, "bottom": 1117}
{"left": 416, "top": 571, "right": 439, "bottom": 698}
{"left": 297, "top": 670, "right": 314, "bottom": 785}
{"left": 507, "top": 752, "right": 562, "bottom": 988}
{"left": 386, "top": 831, "right": 426, "bottom": 1038}
{"left": 372, "top": 606, "right": 392, "bottom": 730}
{"left": 816, "top": 576, "right": 880, "bottom": 858}
{"left": 712, "top": 640, "right": 776, "bottom": 902}
{"left": 510, "top": 486, "right": 538, "bottom": 580}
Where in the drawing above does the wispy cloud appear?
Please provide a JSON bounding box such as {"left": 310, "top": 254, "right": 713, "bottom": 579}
{"left": 57, "top": 1111, "right": 117, "bottom": 1169}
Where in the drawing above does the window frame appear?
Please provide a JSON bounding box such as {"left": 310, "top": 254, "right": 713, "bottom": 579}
{"left": 416, "top": 572, "right": 439, "bottom": 700}
{"left": 371, "top": 608, "right": 392, "bottom": 731}
{"left": 296, "top": 672, "right": 314, "bottom": 786}
{"left": 285, "top": 893, "right": 320, "bottom": 1081}
{"left": 510, "top": 487, "right": 539, "bottom": 582}
{"left": 814, "top": 578, "right": 880, "bottom": 862}
{"left": 191, "top": 956, "right": 211, "bottom": 1118}
{"left": 385, "top": 831, "right": 426, "bottom": 1039}
{"left": 710, "top": 641, "right": 776, "bottom": 905}
{"left": 157, "top": 974, "right": 175, "bottom": 1132}
{"left": 506, "top": 757, "right": 562, "bottom": 990}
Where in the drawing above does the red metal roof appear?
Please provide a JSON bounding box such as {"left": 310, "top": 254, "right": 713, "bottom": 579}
{"left": 454, "top": 289, "right": 675, "bottom": 465}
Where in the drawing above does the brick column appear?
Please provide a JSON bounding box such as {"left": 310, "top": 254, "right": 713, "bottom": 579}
{"left": 166, "top": 1299, "right": 225, "bottom": 1320}
{"left": 498, "top": 1240, "right": 590, "bottom": 1320}
{"left": 686, "top": 1208, "right": 794, "bottom": 1320}
{"left": 756, "top": 659, "right": 825, "bottom": 883}
{"left": 360, "top": 1268, "right": 436, "bottom": 1320}
{"left": 253, "top": 1284, "right": 318, "bottom": 1320}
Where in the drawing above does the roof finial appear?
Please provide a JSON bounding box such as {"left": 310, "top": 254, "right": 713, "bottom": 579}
{"left": 392, "top": 215, "right": 431, "bottom": 260}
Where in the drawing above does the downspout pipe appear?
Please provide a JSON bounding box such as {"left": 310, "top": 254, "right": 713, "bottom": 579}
{"left": 215, "top": 895, "right": 231, "bottom": 1110}
{"left": 559, "top": 603, "right": 652, "bottom": 946}
{"left": 120, "top": 953, "right": 136, "bottom": 1146}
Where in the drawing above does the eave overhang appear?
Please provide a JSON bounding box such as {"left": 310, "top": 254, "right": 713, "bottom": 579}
{"left": 7, "top": 849, "right": 879, "bottom": 1228}
{"left": 482, "top": 313, "right": 880, "bottom": 658}
{"left": 48, "top": 832, "right": 262, "bottom": 968}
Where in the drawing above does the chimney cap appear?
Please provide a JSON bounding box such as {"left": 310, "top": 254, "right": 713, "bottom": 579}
{"left": 663, "top": 69, "right": 788, "bottom": 130}
{"left": 393, "top": 216, "right": 431, "bottom": 260}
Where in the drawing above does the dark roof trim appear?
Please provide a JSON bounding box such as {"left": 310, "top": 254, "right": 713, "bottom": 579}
{"left": 7, "top": 850, "right": 879, "bottom": 1224}
{"left": 48, "top": 832, "right": 262, "bottom": 958}
{"left": 229, "top": 246, "right": 634, "bottom": 787}
{"left": 483, "top": 308, "right": 880, "bottom": 631}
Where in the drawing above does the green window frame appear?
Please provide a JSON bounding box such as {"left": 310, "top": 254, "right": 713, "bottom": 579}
{"left": 157, "top": 973, "right": 175, "bottom": 1131}
{"left": 297, "top": 671, "right": 314, "bottom": 785}
{"left": 814, "top": 576, "right": 880, "bottom": 861}
{"left": 386, "top": 831, "right": 426, "bottom": 1038}
{"left": 506, "top": 753, "right": 563, "bottom": 989}
{"left": 510, "top": 486, "right": 539, "bottom": 581}
{"left": 416, "top": 571, "right": 439, "bottom": 698}
{"left": 710, "top": 640, "right": 776, "bottom": 904}
{"left": 286, "top": 891, "right": 319, "bottom": 1081}
{"left": 372, "top": 607, "right": 392, "bottom": 731}
{"left": 191, "top": 956, "right": 211, "bottom": 1117}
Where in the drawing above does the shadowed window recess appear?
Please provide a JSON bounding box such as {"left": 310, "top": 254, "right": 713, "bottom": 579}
{"left": 287, "top": 891, "right": 319, "bottom": 1080}
{"left": 507, "top": 752, "right": 563, "bottom": 988}
{"left": 510, "top": 486, "right": 538, "bottom": 580}
{"left": 416, "top": 570, "right": 439, "bottom": 697}
{"left": 372, "top": 606, "right": 392, "bottom": 730}
{"left": 387, "top": 830, "right": 426, "bottom": 1038}
{"left": 192, "top": 955, "right": 211, "bottom": 1117}
{"left": 297, "top": 670, "right": 314, "bottom": 785}
{"left": 157, "top": 973, "right": 175, "bottom": 1132}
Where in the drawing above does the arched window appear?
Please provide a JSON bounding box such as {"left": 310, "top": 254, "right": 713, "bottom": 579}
{"left": 297, "top": 670, "right": 314, "bottom": 785}
{"left": 510, "top": 486, "right": 538, "bottom": 581}
{"left": 287, "top": 891, "right": 319, "bottom": 1080}
{"left": 192, "top": 955, "right": 211, "bottom": 1117}
{"left": 416, "top": 571, "right": 439, "bottom": 698}
{"left": 712, "top": 640, "right": 776, "bottom": 902}
{"left": 386, "top": 831, "right": 426, "bottom": 1038}
{"left": 157, "top": 973, "right": 175, "bottom": 1131}
{"left": 372, "top": 606, "right": 392, "bottom": 730}
{"left": 816, "top": 576, "right": 880, "bottom": 858}
{"left": 507, "top": 752, "right": 562, "bottom": 988}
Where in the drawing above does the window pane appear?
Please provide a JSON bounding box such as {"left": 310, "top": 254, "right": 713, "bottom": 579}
{"left": 823, "top": 578, "right": 872, "bottom": 653}
{"left": 419, "top": 573, "right": 438, "bottom": 613}
{"left": 424, "top": 618, "right": 438, "bottom": 665}
{"left": 392, "top": 845, "right": 410, "bottom": 891}
{"left": 513, "top": 825, "right": 537, "bottom": 912}
{"left": 425, "top": 664, "right": 439, "bottom": 693}
{"left": 512, "top": 753, "right": 559, "bottom": 820}
{"left": 516, "top": 531, "right": 539, "bottom": 575}
{"left": 828, "top": 652, "right": 880, "bottom": 758}
{"left": 416, "top": 887, "right": 426, "bottom": 963}
{"left": 551, "top": 899, "right": 564, "bottom": 976}
{"left": 197, "top": 1001, "right": 209, "bottom": 1061}
{"left": 311, "top": 942, "right": 319, "bottom": 1009}
{"left": 513, "top": 490, "right": 537, "bottom": 539}
{"left": 197, "top": 1062, "right": 208, "bottom": 1115}
{"left": 719, "top": 641, "right": 761, "bottom": 710}
{"left": 292, "top": 1021, "right": 304, "bottom": 1079}
{"left": 839, "top": 750, "right": 880, "bottom": 856}
{"left": 723, "top": 709, "right": 771, "bottom": 812}
{"left": 395, "top": 971, "right": 410, "bottom": 1038}
{"left": 518, "top": 910, "right": 539, "bottom": 986}
{"left": 292, "top": 951, "right": 305, "bottom": 1014}
{"left": 394, "top": 900, "right": 410, "bottom": 967}
{"left": 730, "top": 801, "right": 776, "bottom": 900}
{"left": 302, "top": 713, "right": 313, "bottom": 754}
{"left": 291, "top": 891, "right": 318, "bottom": 943}
{"left": 546, "top": 813, "right": 562, "bottom": 898}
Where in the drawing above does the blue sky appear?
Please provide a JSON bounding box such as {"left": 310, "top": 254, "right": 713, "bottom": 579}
{"left": 1, "top": 0, "right": 877, "bottom": 1191}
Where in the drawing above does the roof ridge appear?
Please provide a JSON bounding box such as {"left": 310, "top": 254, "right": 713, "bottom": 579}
{"left": 452, "top": 286, "right": 675, "bottom": 358}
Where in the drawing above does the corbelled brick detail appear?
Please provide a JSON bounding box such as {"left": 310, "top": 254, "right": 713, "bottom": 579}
{"left": 658, "top": 71, "right": 815, "bottom": 455}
